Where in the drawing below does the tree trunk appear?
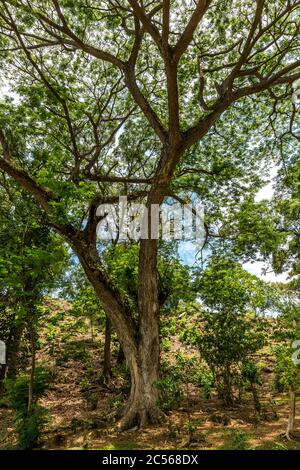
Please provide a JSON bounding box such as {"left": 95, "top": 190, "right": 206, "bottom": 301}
{"left": 223, "top": 364, "right": 233, "bottom": 406}
{"left": 75, "top": 242, "right": 163, "bottom": 430}
{"left": 0, "top": 365, "right": 6, "bottom": 396}
{"left": 117, "top": 343, "right": 125, "bottom": 365}
{"left": 117, "top": 236, "right": 164, "bottom": 430}
{"left": 118, "top": 359, "right": 163, "bottom": 431}
{"left": 118, "top": 287, "right": 162, "bottom": 430}
{"left": 6, "top": 324, "right": 24, "bottom": 379}
{"left": 103, "top": 316, "right": 111, "bottom": 384}
{"left": 27, "top": 319, "right": 36, "bottom": 415}
{"left": 286, "top": 387, "right": 296, "bottom": 440}
{"left": 251, "top": 383, "right": 261, "bottom": 414}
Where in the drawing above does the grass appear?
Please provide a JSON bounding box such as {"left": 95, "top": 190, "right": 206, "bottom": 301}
{"left": 103, "top": 442, "right": 140, "bottom": 450}
{"left": 218, "top": 429, "right": 251, "bottom": 450}
{"left": 255, "top": 439, "right": 300, "bottom": 450}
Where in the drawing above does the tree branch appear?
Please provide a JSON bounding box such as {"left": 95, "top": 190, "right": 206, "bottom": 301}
{"left": 123, "top": 65, "right": 167, "bottom": 142}
{"left": 84, "top": 174, "right": 153, "bottom": 184}
{"left": 162, "top": 0, "right": 170, "bottom": 53}
{"left": 127, "top": 0, "right": 162, "bottom": 49}
{"left": 0, "top": 130, "right": 54, "bottom": 214}
{"left": 173, "top": 0, "right": 211, "bottom": 63}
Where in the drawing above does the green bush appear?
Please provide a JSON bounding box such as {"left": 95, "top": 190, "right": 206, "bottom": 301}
{"left": 16, "top": 404, "right": 49, "bottom": 450}
{"left": 156, "top": 355, "right": 197, "bottom": 411}
{"left": 156, "top": 375, "right": 183, "bottom": 411}
{"left": 4, "top": 367, "right": 51, "bottom": 449}
{"left": 156, "top": 360, "right": 184, "bottom": 411}
{"left": 220, "top": 429, "right": 251, "bottom": 450}
{"left": 192, "top": 366, "right": 215, "bottom": 399}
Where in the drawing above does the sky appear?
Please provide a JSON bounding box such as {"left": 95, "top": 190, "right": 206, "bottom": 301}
{"left": 251, "top": 165, "right": 288, "bottom": 283}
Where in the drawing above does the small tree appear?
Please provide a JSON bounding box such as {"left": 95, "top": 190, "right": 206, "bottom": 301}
{"left": 197, "top": 258, "right": 268, "bottom": 405}
{"left": 241, "top": 360, "right": 262, "bottom": 413}
{"left": 273, "top": 286, "right": 300, "bottom": 439}
{"left": 4, "top": 367, "right": 51, "bottom": 449}
{"left": 274, "top": 344, "right": 300, "bottom": 440}
{"left": 0, "top": 185, "right": 67, "bottom": 413}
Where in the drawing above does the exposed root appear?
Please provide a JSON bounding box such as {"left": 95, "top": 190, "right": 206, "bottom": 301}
{"left": 285, "top": 431, "right": 297, "bottom": 441}
{"left": 118, "top": 402, "right": 166, "bottom": 432}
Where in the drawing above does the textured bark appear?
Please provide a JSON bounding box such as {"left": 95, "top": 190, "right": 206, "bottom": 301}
{"left": 72, "top": 236, "right": 163, "bottom": 429}
{"left": 286, "top": 388, "right": 296, "bottom": 440}
{"left": 118, "top": 362, "right": 164, "bottom": 431}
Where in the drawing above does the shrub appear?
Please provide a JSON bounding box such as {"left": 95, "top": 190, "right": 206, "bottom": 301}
{"left": 220, "top": 429, "right": 251, "bottom": 450}
{"left": 192, "top": 366, "right": 215, "bottom": 399}
{"left": 16, "top": 404, "right": 49, "bottom": 449}
{"left": 4, "top": 367, "right": 51, "bottom": 449}
{"left": 156, "top": 359, "right": 184, "bottom": 411}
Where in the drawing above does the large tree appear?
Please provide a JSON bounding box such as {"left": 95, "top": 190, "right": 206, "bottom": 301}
{"left": 0, "top": 0, "right": 300, "bottom": 429}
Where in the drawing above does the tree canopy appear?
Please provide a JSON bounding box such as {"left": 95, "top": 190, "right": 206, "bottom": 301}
{"left": 0, "top": 0, "right": 300, "bottom": 431}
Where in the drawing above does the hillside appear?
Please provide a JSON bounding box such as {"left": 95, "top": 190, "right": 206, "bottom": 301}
{"left": 1, "top": 299, "right": 299, "bottom": 451}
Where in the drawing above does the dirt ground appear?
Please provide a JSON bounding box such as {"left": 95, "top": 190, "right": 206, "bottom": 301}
{"left": 1, "top": 384, "right": 300, "bottom": 450}
{"left": 1, "top": 301, "right": 300, "bottom": 451}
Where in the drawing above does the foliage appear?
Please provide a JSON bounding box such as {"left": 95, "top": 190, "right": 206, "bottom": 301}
{"left": 274, "top": 345, "right": 300, "bottom": 392}
{"left": 219, "top": 429, "right": 251, "bottom": 451}
{"left": 4, "top": 367, "right": 51, "bottom": 449}
{"left": 15, "top": 404, "right": 49, "bottom": 450}
{"left": 0, "top": 0, "right": 300, "bottom": 434}
{"left": 241, "top": 360, "right": 262, "bottom": 388}
{"left": 192, "top": 365, "right": 215, "bottom": 400}
{"left": 156, "top": 361, "right": 184, "bottom": 411}
{"left": 197, "top": 258, "right": 268, "bottom": 404}
{"left": 272, "top": 286, "right": 300, "bottom": 394}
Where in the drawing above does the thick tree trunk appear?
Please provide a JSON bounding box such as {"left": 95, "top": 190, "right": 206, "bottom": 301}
{"left": 286, "top": 388, "right": 296, "bottom": 440}
{"left": 118, "top": 359, "right": 163, "bottom": 431}
{"left": 117, "top": 236, "right": 164, "bottom": 430}
{"left": 74, "top": 242, "right": 163, "bottom": 429}
{"left": 119, "top": 269, "right": 163, "bottom": 431}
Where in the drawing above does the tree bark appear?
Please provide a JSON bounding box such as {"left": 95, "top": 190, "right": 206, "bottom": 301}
{"left": 251, "top": 383, "right": 261, "bottom": 414}
{"left": 74, "top": 241, "right": 163, "bottom": 429}
{"left": 286, "top": 387, "right": 296, "bottom": 440}
{"left": 122, "top": 237, "right": 163, "bottom": 430}
{"left": 27, "top": 318, "right": 36, "bottom": 415}
{"left": 117, "top": 343, "right": 125, "bottom": 365}
{"left": 6, "top": 324, "right": 24, "bottom": 379}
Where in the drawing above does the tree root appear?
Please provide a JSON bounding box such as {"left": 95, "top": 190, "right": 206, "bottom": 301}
{"left": 118, "top": 402, "right": 166, "bottom": 432}
{"left": 285, "top": 431, "right": 297, "bottom": 441}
